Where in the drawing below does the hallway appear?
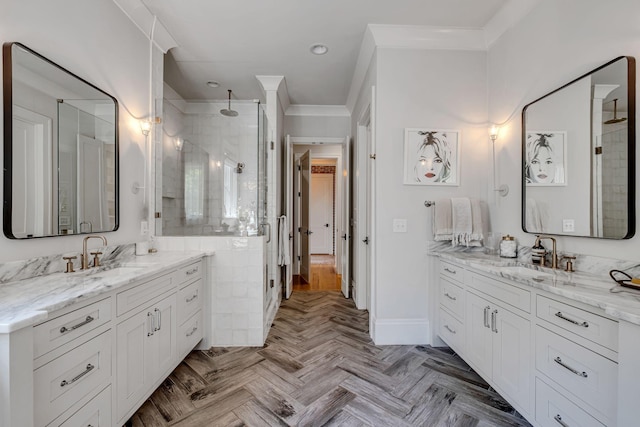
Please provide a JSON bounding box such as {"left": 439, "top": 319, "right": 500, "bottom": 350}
{"left": 130, "top": 292, "right": 530, "bottom": 426}
{"left": 293, "top": 255, "right": 342, "bottom": 292}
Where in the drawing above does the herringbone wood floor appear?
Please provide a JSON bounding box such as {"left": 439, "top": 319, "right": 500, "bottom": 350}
{"left": 130, "top": 291, "right": 532, "bottom": 426}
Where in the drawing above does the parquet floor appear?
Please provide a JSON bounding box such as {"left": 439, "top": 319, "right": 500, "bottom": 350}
{"left": 130, "top": 291, "right": 531, "bottom": 426}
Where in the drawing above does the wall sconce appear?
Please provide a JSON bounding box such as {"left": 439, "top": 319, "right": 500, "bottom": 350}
{"left": 489, "top": 125, "right": 509, "bottom": 197}
{"left": 140, "top": 120, "right": 152, "bottom": 136}
{"left": 174, "top": 137, "right": 184, "bottom": 151}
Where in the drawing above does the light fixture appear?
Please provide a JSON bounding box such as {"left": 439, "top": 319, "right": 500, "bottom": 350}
{"left": 489, "top": 125, "right": 509, "bottom": 197}
{"left": 174, "top": 137, "right": 184, "bottom": 151}
{"left": 310, "top": 43, "right": 329, "bottom": 55}
{"left": 140, "top": 120, "right": 152, "bottom": 136}
{"left": 206, "top": 81, "right": 220, "bottom": 88}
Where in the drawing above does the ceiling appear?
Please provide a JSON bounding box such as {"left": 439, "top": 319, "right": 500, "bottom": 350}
{"left": 138, "top": 0, "right": 509, "bottom": 107}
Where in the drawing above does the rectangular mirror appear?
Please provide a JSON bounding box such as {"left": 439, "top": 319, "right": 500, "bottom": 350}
{"left": 3, "top": 42, "right": 119, "bottom": 238}
{"left": 522, "top": 56, "right": 635, "bottom": 239}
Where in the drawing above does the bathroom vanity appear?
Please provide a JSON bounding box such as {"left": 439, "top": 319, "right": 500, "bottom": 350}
{"left": 435, "top": 253, "right": 640, "bottom": 427}
{"left": 0, "top": 251, "right": 208, "bottom": 427}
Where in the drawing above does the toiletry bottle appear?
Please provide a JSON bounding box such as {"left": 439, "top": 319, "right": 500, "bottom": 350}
{"left": 500, "top": 235, "right": 517, "bottom": 258}
{"left": 531, "top": 239, "right": 546, "bottom": 263}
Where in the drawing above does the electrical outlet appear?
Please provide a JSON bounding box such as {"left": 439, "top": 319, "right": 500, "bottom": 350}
{"left": 393, "top": 218, "right": 407, "bottom": 233}
{"left": 140, "top": 220, "right": 148, "bottom": 235}
{"left": 562, "top": 219, "right": 575, "bottom": 233}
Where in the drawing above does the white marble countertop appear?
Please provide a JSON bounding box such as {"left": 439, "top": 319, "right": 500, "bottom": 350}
{"left": 434, "top": 251, "right": 640, "bottom": 325}
{"left": 0, "top": 251, "right": 211, "bottom": 333}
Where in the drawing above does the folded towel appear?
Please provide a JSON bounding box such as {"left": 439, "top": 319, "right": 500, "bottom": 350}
{"left": 469, "top": 198, "right": 484, "bottom": 247}
{"left": 433, "top": 199, "right": 453, "bottom": 241}
{"left": 452, "top": 198, "right": 473, "bottom": 246}
{"left": 277, "top": 216, "right": 290, "bottom": 266}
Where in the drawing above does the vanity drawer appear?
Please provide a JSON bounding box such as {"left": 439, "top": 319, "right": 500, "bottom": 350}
{"left": 438, "top": 308, "right": 464, "bottom": 353}
{"left": 173, "top": 261, "right": 202, "bottom": 286}
{"left": 57, "top": 384, "right": 111, "bottom": 427}
{"left": 536, "top": 295, "right": 618, "bottom": 351}
{"left": 439, "top": 278, "right": 464, "bottom": 320}
{"left": 535, "top": 326, "right": 617, "bottom": 422}
{"left": 467, "top": 271, "right": 531, "bottom": 313}
{"left": 34, "top": 330, "right": 111, "bottom": 427}
{"left": 33, "top": 297, "right": 111, "bottom": 359}
{"left": 178, "top": 310, "right": 203, "bottom": 357}
{"left": 178, "top": 278, "right": 203, "bottom": 324}
{"left": 535, "top": 378, "right": 605, "bottom": 427}
{"left": 116, "top": 274, "right": 174, "bottom": 317}
{"left": 440, "top": 261, "right": 463, "bottom": 284}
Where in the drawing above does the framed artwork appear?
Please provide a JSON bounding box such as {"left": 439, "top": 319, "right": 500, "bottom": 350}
{"left": 525, "top": 131, "right": 567, "bottom": 186}
{"left": 403, "top": 128, "right": 460, "bottom": 185}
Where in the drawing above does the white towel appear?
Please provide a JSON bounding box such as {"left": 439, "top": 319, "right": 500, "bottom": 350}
{"left": 277, "top": 216, "right": 290, "bottom": 266}
{"left": 433, "top": 199, "right": 453, "bottom": 241}
{"left": 451, "top": 198, "right": 472, "bottom": 246}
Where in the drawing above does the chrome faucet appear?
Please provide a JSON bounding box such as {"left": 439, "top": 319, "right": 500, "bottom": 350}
{"left": 81, "top": 235, "right": 108, "bottom": 270}
{"left": 534, "top": 235, "right": 558, "bottom": 269}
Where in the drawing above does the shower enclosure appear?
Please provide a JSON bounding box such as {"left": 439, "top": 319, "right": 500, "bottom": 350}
{"left": 157, "top": 99, "right": 268, "bottom": 237}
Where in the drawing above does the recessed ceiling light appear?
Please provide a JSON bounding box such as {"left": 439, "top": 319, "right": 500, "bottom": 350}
{"left": 310, "top": 44, "right": 329, "bottom": 55}
{"left": 206, "top": 81, "right": 220, "bottom": 88}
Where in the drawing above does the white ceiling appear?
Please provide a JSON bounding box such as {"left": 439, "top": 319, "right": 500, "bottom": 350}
{"left": 134, "top": 0, "right": 510, "bottom": 106}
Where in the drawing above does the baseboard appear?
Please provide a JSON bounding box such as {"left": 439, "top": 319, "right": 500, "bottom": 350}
{"left": 372, "top": 317, "right": 430, "bottom": 345}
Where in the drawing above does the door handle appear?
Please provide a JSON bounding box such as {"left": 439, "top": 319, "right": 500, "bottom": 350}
{"left": 325, "top": 223, "right": 330, "bottom": 227}
{"left": 304, "top": 230, "right": 313, "bottom": 235}
{"left": 362, "top": 237, "right": 369, "bottom": 244}
{"left": 341, "top": 234, "right": 347, "bottom": 241}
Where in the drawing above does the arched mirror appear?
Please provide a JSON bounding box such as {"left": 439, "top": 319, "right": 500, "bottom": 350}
{"left": 522, "top": 56, "right": 635, "bottom": 239}
{"left": 3, "top": 42, "right": 119, "bottom": 238}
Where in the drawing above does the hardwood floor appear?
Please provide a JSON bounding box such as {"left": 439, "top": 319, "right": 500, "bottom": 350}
{"left": 129, "top": 291, "right": 531, "bottom": 426}
{"left": 292, "top": 255, "right": 341, "bottom": 292}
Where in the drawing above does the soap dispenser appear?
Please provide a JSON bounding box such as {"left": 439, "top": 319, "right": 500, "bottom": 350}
{"left": 531, "top": 238, "right": 546, "bottom": 264}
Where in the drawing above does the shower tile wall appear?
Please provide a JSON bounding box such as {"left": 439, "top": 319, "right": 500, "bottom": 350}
{"left": 602, "top": 124, "right": 628, "bottom": 237}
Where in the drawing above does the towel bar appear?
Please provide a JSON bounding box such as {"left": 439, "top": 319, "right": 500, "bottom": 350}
{"left": 424, "top": 200, "right": 435, "bottom": 207}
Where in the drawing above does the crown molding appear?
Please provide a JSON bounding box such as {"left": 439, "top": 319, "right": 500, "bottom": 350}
{"left": 111, "top": 0, "right": 178, "bottom": 53}
{"left": 285, "top": 105, "right": 350, "bottom": 117}
{"left": 484, "top": 0, "right": 541, "bottom": 47}
{"left": 256, "top": 75, "right": 290, "bottom": 113}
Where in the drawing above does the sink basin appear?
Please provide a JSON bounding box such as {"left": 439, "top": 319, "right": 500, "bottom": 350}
{"left": 79, "top": 265, "right": 147, "bottom": 279}
{"left": 499, "top": 266, "right": 555, "bottom": 281}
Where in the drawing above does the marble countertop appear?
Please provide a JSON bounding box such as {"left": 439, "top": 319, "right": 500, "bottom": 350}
{"left": 0, "top": 251, "right": 211, "bottom": 333}
{"left": 434, "top": 251, "right": 640, "bottom": 325}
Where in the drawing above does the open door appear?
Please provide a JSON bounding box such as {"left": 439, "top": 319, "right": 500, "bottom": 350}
{"left": 340, "top": 138, "right": 350, "bottom": 298}
{"left": 299, "top": 150, "right": 311, "bottom": 284}
{"left": 284, "top": 135, "right": 294, "bottom": 298}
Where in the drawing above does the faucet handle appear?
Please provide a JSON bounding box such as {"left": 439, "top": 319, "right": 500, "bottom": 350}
{"left": 562, "top": 255, "right": 576, "bottom": 273}
{"left": 63, "top": 256, "right": 77, "bottom": 273}
{"left": 90, "top": 251, "right": 103, "bottom": 267}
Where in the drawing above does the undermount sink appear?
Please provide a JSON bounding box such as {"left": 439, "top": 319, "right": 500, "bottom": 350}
{"left": 498, "top": 265, "right": 555, "bottom": 281}
{"left": 80, "top": 265, "right": 147, "bottom": 279}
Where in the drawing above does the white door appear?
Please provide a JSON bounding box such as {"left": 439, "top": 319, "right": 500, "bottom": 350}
{"left": 310, "top": 173, "right": 333, "bottom": 254}
{"left": 284, "top": 136, "right": 294, "bottom": 298}
{"left": 78, "top": 135, "right": 107, "bottom": 232}
{"left": 465, "top": 292, "right": 493, "bottom": 379}
{"left": 299, "top": 151, "right": 311, "bottom": 283}
{"left": 340, "top": 139, "right": 350, "bottom": 298}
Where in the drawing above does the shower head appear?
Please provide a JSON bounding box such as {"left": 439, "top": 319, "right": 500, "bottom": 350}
{"left": 235, "top": 162, "right": 245, "bottom": 173}
{"left": 604, "top": 98, "right": 627, "bottom": 124}
{"left": 220, "top": 89, "right": 239, "bottom": 117}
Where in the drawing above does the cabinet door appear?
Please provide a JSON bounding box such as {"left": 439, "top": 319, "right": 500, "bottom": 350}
{"left": 149, "top": 294, "right": 177, "bottom": 380}
{"left": 465, "top": 292, "right": 493, "bottom": 378}
{"left": 492, "top": 305, "right": 531, "bottom": 412}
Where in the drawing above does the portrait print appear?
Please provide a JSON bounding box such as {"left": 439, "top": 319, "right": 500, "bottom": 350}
{"left": 525, "top": 131, "right": 566, "bottom": 186}
{"left": 404, "top": 128, "right": 459, "bottom": 185}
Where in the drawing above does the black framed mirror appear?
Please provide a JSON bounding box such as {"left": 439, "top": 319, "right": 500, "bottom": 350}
{"left": 522, "top": 56, "right": 635, "bottom": 239}
{"left": 3, "top": 42, "right": 119, "bottom": 238}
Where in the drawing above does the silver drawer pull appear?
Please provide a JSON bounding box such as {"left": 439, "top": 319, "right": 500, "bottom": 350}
{"left": 554, "top": 414, "right": 570, "bottom": 427}
{"left": 186, "top": 292, "right": 198, "bottom": 303}
{"left": 491, "top": 310, "right": 498, "bottom": 333}
{"left": 555, "top": 312, "right": 589, "bottom": 328}
{"left": 186, "top": 326, "right": 198, "bottom": 337}
{"left": 60, "top": 315, "right": 94, "bottom": 334}
{"left": 147, "top": 312, "right": 154, "bottom": 336}
{"left": 154, "top": 308, "right": 162, "bottom": 332}
{"left": 444, "top": 292, "right": 457, "bottom": 301}
{"left": 60, "top": 363, "right": 94, "bottom": 387}
{"left": 186, "top": 268, "right": 199, "bottom": 276}
{"left": 483, "top": 306, "right": 490, "bottom": 328}
{"left": 444, "top": 268, "right": 457, "bottom": 274}
{"left": 444, "top": 325, "right": 456, "bottom": 334}
{"left": 554, "top": 357, "right": 588, "bottom": 378}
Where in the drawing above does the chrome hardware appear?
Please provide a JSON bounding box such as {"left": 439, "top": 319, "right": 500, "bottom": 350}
{"left": 444, "top": 268, "right": 456, "bottom": 274}
{"left": 262, "top": 222, "right": 272, "bottom": 243}
{"left": 154, "top": 308, "right": 161, "bottom": 332}
{"left": 444, "top": 293, "right": 457, "bottom": 301}
{"left": 341, "top": 234, "right": 347, "bottom": 241}
{"left": 186, "top": 267, "right": 199, "bottom": 276}
{"left": 483, "top": 306, "right": 491, "bottom": 328}
{"left": 60, "top": 363, "right": 94, "bottom": 387}
{"left": 555, "top": 312, "right": 589, "bottom": 328}
{"left": 491, "top": 310, "right": 498, "bottom": 333}
{"left": 444, "top": 325, "right": 456, "bottom": 334}
{"left": 554, "top": 356, "right": 588, "bottom": 378}
{"left": 63, "top": 256, "right": 76, "bottom": 273}
{"left": 186, "top": 292, "right": 198, "bottom": 303}
{"left": 147, "top": 312, "right": 154, "bottom": 336}
{"left": 81, "top": 235, "right": 107, "bottom": 270}
{"left": 186, "top": 326, "right": 198, "bottom": 337}
{"left": 554, "top": 414, "right": 570, "bottom": 427}
{"left": 304, "top": 229, "right": 313, "bottom": 236}
{"left": 362, "top": 237, "right": 369, "bottom": 244}
{"left": 60, "top": 315, "right": 94, "bottom": 334}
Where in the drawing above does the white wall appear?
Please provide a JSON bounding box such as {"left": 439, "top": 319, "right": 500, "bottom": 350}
{"left": 285, "top": 115, "right": 350, "bottom": 138}
{"left": 372, "top": 48, "right": 489, "bottom": 343}
{"left": 488, "top": 0, "right": 640, "bottom": 259}
{"left": 0, "top": 0, "right": 151, "bottom": 261}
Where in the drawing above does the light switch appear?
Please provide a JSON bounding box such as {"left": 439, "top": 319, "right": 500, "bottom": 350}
{"left": 393, "top": 219, "right": 407, "bottom": 233}
{"left": 562, "top": 219, "right": 575, "bottom": 233}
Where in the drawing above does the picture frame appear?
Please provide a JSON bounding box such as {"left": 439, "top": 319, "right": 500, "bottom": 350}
{"left": 403, "top": 128, "right": 460, "bottom": 186}
{"left": 525, "top": 131, "right": 567, "bottom": 186}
